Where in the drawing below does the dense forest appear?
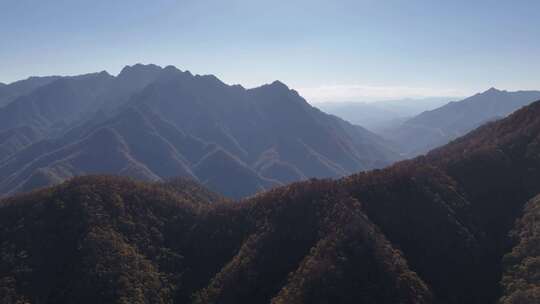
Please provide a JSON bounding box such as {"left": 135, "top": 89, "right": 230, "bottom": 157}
{"left": 2, "top": 99, "right": 540, "bottom": 303}
{"left": 499, "top": 194, "right": 540, "bottom": 303}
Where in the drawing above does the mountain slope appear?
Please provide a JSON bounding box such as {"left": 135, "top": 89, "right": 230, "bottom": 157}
{"left": 382, "top": 88, "right": 540, "bottom": 157}
{"left": 0, "top": 64, "right": 185, "bottom": 162}
{"left": 129, "top": 72, "right": 398, "bottom": 175}
{"left": 0, "top": 72, "right": 114, "bottom": 133}
{"left": 341, "top": 98, "right": 540, "bottom": 303}
{"left": 0, "top": 65, "right": 399, "bottom": 198}
{"left": 0, "top": 176, "right": 432, "bottom": 304}
{"left": 0, "top": 72, "right": 115, "bottom": 161}
{"left": 2, "top": 99, "right": 540, "bottom": 303}
{"left": 0, "top": 76, "right": 61, "bottom": 107}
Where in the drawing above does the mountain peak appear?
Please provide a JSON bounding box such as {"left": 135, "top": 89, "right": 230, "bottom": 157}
{"left": 251, "top": 80, "right": 291, "bottom": 93}
{"left": 161, "top": 65, "right": 193, "bottom": 78}
{"left": 163, "top": 65, "right": 180, "bottom": 72}
{"left": 70, "top": 71, "right": 113, "bottom": 81}
{"left": 270, "top": 80, "right": 289, "bottom": 90}
{"left": 194, "top": 74, "right": 226, "bottom": 87}
{"left": 118, "top": 64, "right": 163, "bottom": 78}
{"left": 484, "top": 87, "right": 502, "bottom": 94}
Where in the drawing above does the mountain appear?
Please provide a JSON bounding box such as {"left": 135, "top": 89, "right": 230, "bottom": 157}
{"left": 0, "top": 72, "right": 115, "bottom": 160}
{"left": 0, "top": 76, "right": 62, "bottom": 107}
{"left": 315, "top": 97, "right": 453, "bottom": 132}
{"left": 1, "top": 97, "right": 540, "bottom": 303}
{"left": 381, "top": 88, "right": 540, "bottom": 157}
{"left": 0, "top": 66, "right": 175, "bottom": 160}
{"left": 0, "top": 72, "right": 114, "bottom": 132}
{"left": 0, "top": 64, "right": 398, "bottom": 198}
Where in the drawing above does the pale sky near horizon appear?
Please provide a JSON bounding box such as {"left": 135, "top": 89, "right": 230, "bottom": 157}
{"left": 1, "top": 0, "right": 539, "bottom": 102}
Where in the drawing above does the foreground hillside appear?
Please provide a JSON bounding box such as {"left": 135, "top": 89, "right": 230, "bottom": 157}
{"left": 0, "top": 64, "right": 398, "bottom": 199}
{"left": 499, "top": 194, "right": 540, "bottom": 303}
{"left": 2, "top": 99, "right": 540, "bottom": 303}
{"left": 0, "top": 176, "right": 431, "bottom": 304}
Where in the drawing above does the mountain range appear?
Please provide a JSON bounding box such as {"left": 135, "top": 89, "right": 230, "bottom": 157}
{"left": 0, "top": 64, "right": 398, "bottom": 199}
{"left": 315, "top": 97, "right": 453, "bottom": 132}
{"left": 380, "top": 88, "right": 540, "bottom": 157}
{"left": 2, "top": 92, "right": 540, "bottom": 303}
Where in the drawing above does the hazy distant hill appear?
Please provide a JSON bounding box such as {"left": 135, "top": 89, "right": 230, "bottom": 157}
{"left": 2, "top": 96, "right": 540, "bottom": 304}
{"left": 382, "top": 88, "right": 540, "bottom": 157}
{"left": 0, "top": 64, "right": 398, "bottom": 198}
{"left": 315, "top": 97, "right": 453, "bottom": 131}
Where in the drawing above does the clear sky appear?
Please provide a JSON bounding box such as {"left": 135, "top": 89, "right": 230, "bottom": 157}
{"left": 1, "top": 0, "right": 539, "bottom": 102}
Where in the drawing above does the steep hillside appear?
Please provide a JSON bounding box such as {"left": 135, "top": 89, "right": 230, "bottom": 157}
{"left": 339, "top": 99, "right": 540, "bottom": 303}
{"left": 499, "top": 194, "right": 540, "bottom": 304}
{"left": 0, "top": 176, "right": 431, "bottom": 304}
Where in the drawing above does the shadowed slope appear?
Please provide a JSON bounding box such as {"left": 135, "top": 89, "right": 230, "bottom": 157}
{"left": 0, "top": 176, "right": 431, "bottom": 304}
{"left": 499, "top": 194, "right": 540, "bottom": 304}
{"left": 339, "top": 99, "right": 540, "bottom": 303}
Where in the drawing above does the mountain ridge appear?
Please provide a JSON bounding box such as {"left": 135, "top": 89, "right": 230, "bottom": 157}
{"left": 0, "top": 64, "right": 399, "bottom": 198}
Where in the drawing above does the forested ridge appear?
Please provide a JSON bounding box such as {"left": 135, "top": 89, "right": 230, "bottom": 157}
{"left": 2, "top": 99, "right": 540, "bottom": 303}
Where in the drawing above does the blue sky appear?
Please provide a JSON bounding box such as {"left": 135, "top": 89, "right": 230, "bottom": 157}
{"left": 1, "top": 0, "right": 539, "bottom": 102}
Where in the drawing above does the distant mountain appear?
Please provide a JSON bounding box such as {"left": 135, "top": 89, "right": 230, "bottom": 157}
{"left": 0, "top": 66, "right": 178, "bottom": 159}
{"left": 0, "top": 64, "right": 398, "bottom": 198}
{"left": 0, "top": 76, "right": 62, "bottom": 107}
{"left": 0, "top": 72, "right": 114, "bottom": 132}
{"left": 2, "top": 97, "right": 540, "bottom": 303}
{"left": 382, "top": 88, "right": 540, "bottom": 157}
{"left": 315, "top": 97, "right": 453, "bottom": 131}
{"left": 0, "top": 72, "right": 116, "bottom": 161}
